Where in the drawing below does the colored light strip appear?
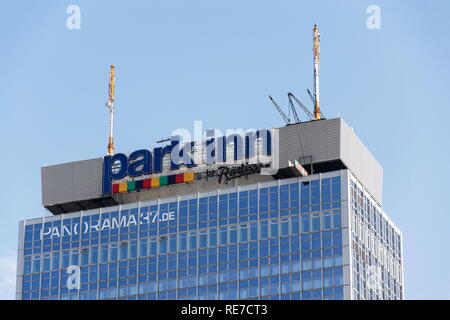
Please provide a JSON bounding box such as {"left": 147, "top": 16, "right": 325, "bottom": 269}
{"left": 112, "top": 171, "right": 195, "bottom": 194}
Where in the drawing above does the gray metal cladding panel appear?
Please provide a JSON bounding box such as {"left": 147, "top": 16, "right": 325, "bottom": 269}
{"left": 41, "top": 157, "right": 103, "bottom": 206}
{"left": 277, "top": 118, "right": 383, "bottom": 204}
{"left": 339, "top": 119, "right": 383, "bottom": 204}
{"left": 278, "top": 118, "right": 341, "bottom": 168}
{"left": 72, "top": 160, "right": 92, "bottom": 199}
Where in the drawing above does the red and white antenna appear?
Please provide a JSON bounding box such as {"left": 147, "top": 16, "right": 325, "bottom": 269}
{"left": 312, "top": 25, "right": 322, "bottom": 120}
{"left": 106, "top": 65, "right": 115, "bottom": 155}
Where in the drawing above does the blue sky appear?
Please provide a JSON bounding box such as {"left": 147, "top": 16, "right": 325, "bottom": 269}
{"left": 0, "top": 0, "right": 449, "bottom": 299}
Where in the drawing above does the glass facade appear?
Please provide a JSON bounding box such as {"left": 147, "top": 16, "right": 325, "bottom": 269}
{"left": 350, "top": 177, "right": 403, "bottom": 300}
{"left": 16, "top": 170, "right": 402, "bottom": 300}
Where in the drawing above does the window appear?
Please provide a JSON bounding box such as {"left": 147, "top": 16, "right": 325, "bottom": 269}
{"left": 220, "top": 228, "right": 227, "bottom": 245}
{"left": 120, "top": 244, "right": 128, "bottom": 260}
{"left": 240, "top": 225, "right": 248, "bottom": 242}
{"left": 42, "top": 255, "right": 50, "bottom": 271}
{"left": 209, "top": 229, "right": 217, "bottom": 247}
{"left": 189, "top": 233, "right": 197, "bottom": 250}
{"left": 260, "top": 221, "right": 268, "bottom": 239}
{"left": 199, "top": 231, "right": 207, "bottom": 248}
{"left": 229, "top": 227, "right": 237, "bottom": 244}
{"left": 110, "top": 245, "right": 118, "bottom": 261}
{"left": 169, "top": 236, "right": 177, "bottom": 252}
{"left": 81, "top": 250, "right": 89, "bottom": 265}
{"left": 51, "top": 253, "right": 60, "bottom": 270}
{"left": 250, "top": 224, "right": 257, "bottom": 241}
{"left": 100, "top": 245, "right": 108, "bottom": 263}
{"left": 270, "top": 220, "right": 278, "bottom": 238}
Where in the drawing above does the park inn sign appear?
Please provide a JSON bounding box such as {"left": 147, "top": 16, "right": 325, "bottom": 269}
{"left": 102, "top": 129, "right": 272, "bottom": 194}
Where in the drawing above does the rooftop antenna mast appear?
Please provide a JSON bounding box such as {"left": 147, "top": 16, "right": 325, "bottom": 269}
{"left": 268, "top": 25, "right": 324, "bottom": 125}
{"left": 106, "top": 65, "right": 115, "bottom": 155}
{"left": 313, "top": 25, "right": 322, "bottom": 120}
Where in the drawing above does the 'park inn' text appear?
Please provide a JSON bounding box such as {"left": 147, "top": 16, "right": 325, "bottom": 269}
{"left": 102, "top": 129, "right": 272, "bottom": 194}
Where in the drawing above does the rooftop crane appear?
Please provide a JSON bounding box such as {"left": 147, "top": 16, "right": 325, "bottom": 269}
{"left": 288, "top": 92, "right": 314, "bottom": 121}
{"left": 306, "top": 88, "right": 315, "bottom": 106}
{"left": 269, "top": 95, "right": 290, "bottom": 125}
{"left": 288, "top": 93, "right": 301, "bottom": 123}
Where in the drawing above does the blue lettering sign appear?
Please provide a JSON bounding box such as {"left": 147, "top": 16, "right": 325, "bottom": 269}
{"left": 102, "top": 130, "right": 272, "bottom": 195}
